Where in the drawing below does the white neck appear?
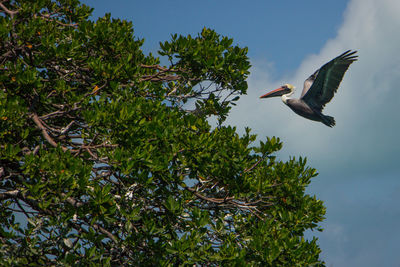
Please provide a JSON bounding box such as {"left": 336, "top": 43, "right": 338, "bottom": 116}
{"left": 281, "top": 91, "right": 294, "bottom": 104}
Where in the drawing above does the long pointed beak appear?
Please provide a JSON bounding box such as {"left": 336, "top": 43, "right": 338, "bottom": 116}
{"left": 259, "top": 87, "right": 291, "bottom": 99}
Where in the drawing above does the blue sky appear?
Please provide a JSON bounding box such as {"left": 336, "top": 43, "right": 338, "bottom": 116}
{"left": 82, "top": 1, "right": 400, "bottom": 266}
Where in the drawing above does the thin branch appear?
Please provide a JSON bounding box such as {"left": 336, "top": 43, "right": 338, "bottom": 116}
{"left": 186, "top": 187, "right": 230, "bottom": 204}
{"left": 244, "top": 157, "right": 264, "bottom": 173}
{"left": 82, "top": 143, "right": 118, "bottom": 149}
{"left": 140, "top": 64, "right": 181, "bottom": 72}
{"left": 185, "top": 183, "right": 276, "bottom": 220}
{"left": 39, "top": 110, "right": 65, "bottom": 120}
{"left": 16, "top": 200, "right": 31, "bottom": 219}
{"left": 39, "top": 104, "right": 81, "bottom": 120}
{"left": 60, "top": 120, "right": 75, "bottom": 134}
{"left": 84, "top": 83, "right": 106, "bottom": 97}
{"left": 139, "top": 74, "right": 182, "bottom": 82}
{"left": 62, "top": 193, "right": 84, "bottom": 208}
{"left": 34, "top": 13, "right": 78, "bottom": 28}
{"left": 29, "top": 145, "right": 40, "bottom": 155}
{"left": 85, "top": 147, "right": 110, "bottom": 164}
{"left": 0, "top": 2, "right": 18, "bottom": 18}
{"left": 0, "top": 189, "right": 19, "bottom": 200}
{"left": 92, "top": 223, "right": 118, "bottom": 244}
{"left": 39, "top": 118, "right": 63, "bottom": 133}
{"left": 249, "top": 208, "right": 263, "bottom": 220}
{"left": 2, "top": 189, "right": 119, "bottom": 245}
{"left": 61, "top": 193, "right": 118, "bottom": 243}
{"left": 31, "top": 113, "right": 68, "bottom": 152}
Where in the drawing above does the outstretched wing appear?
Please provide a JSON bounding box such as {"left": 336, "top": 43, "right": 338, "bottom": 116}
{"left": 301, "top": 50, "right": 358, "bottom": 111}
{"left": 300, "top": 69, "right": 319, "bottom": 98}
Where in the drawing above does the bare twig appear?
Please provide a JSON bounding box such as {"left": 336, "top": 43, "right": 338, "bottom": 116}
{"left": 39, "top": 110, "right": 65, "bottom": 120}
{"left": 85, "top": 83, "right": 106, "bottom": 97}
{"left": 92, "top": 223, "right": 118, "bottom": 244}
{"left": 244, "top": 157, "right": 264, "bottom": 173}
{"left": 62, "top": 193, "right": 84, "bottom": 208}
{"left": 39, "top": 104, "right": 81, "bottom": 120}
{"left": 0, "top": 189, "right": 20, "bottom": 200}
{"left": 0, "top": 2, "right": 18, "bottom": 18}
{"left": 31, "top": 113, "right": 68, "bottom": 152}
{"left": 186, "top": 187, "right": 266, "bottom": 209}
{"left": 33, "top": 13, "right": 78, "bottom": 28}
{"left": 3, "top": 189, "right": 119, "bottom": 244}
{"left": 139, "top": 74, "right": 182, "bottom": 82}
{"left": 82, "top": 143, "right": 118, "bottom": 149}
{"left": 62, "top": 193, "right": 118, "bottom": 243}
{"left": 60, "top": 120, "right": 75, "bottom": 134}
{"left": 186, "top": 187, "right": 233, "bottom": 204}
{"left": 140, "top": 64, "right": 181, "bottom": 72}
{"left": 249, "top": 209, "right": 263, "bottom": 220}
{"left": 39, "top": 118, "right": 63, "bottom": 133}
{"left": 85, "top": 147, "right": 109, "bottom": 164}
{"left": 16, "top": 200, "right": 31, "bottom": 219}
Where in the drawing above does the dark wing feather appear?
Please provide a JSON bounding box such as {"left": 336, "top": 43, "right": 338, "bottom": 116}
{"left": 301, "top": 50, "right": 358, "bottom": 111}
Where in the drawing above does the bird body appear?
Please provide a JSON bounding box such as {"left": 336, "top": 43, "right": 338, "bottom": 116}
{"left": 260, "top": 50, "right": 358, "bottom": 127}
{"left": 286, "top": 98, "right": 335, "bottom": 126}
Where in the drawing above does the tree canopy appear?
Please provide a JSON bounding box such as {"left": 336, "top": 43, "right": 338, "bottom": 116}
{"left": 0, "top": 0, "right": 325, "bottom": 265}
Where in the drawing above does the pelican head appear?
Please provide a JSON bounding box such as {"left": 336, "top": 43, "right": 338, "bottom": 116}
{"left": 259, "top": 84, "right": 295, "bottom": 99}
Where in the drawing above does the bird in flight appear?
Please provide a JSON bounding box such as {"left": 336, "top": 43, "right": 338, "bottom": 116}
{"left": 260, "top": 50, "right": 358, "bottom": 127}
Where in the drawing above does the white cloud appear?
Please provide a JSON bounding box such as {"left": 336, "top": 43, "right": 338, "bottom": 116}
{"left": 226, "top": 0, "right": 400, "bottom": 265}
{"left": 227, "top": 0, "right": 400, "bottom": 175}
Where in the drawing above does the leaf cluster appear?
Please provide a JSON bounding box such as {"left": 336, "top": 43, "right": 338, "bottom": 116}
{"left": 0, "top": 0, "right": 325, "bottom": 266}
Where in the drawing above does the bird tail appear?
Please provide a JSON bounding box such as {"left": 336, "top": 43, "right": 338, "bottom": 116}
{"left": 322, "top": 115, "right": 336, "bottom": 127}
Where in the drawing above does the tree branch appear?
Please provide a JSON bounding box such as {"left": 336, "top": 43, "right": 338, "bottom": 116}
{"left": 140, "top": 64, "right": 182, "bottom": 72}
{"left": 33, "top": 13, "right": 78, "bottom": 28}
{"left": 139, "top": 74, "right": 182, "bottom": 82}
{"left": 0, "top": 2, "right": 18, "bottom": 18}
{"left": 31, "top": 113, "right": 69, "bottom": 152}
{"left": 92, "top": 223, "right": 118, "bottom": 244}
{"left": 244, "top": 157, "right": 264, "bottom": 173}
{"left": 2, "top": 189, "right": 119, "bottom": 245}
{"left": 62, "top": 193, "right": 118, "bottom": 243}
{"left": 0, "top": 189, "right": 20, "bottom": 200}
{"left": 185, "top": 186, "right": 271, "bottom": 213}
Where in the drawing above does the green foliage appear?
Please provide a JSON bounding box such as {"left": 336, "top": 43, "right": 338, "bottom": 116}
{"left": 0, "top": 0, "right": 325, "bottom": 266}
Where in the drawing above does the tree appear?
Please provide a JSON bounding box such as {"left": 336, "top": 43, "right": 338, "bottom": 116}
{"left": 0, "top": 0, "right": 326, "bottom": 265}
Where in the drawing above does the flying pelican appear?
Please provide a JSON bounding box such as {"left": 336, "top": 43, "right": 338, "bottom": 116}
{"left": 260, "top": 50, "right": 358, "bottom": 127}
